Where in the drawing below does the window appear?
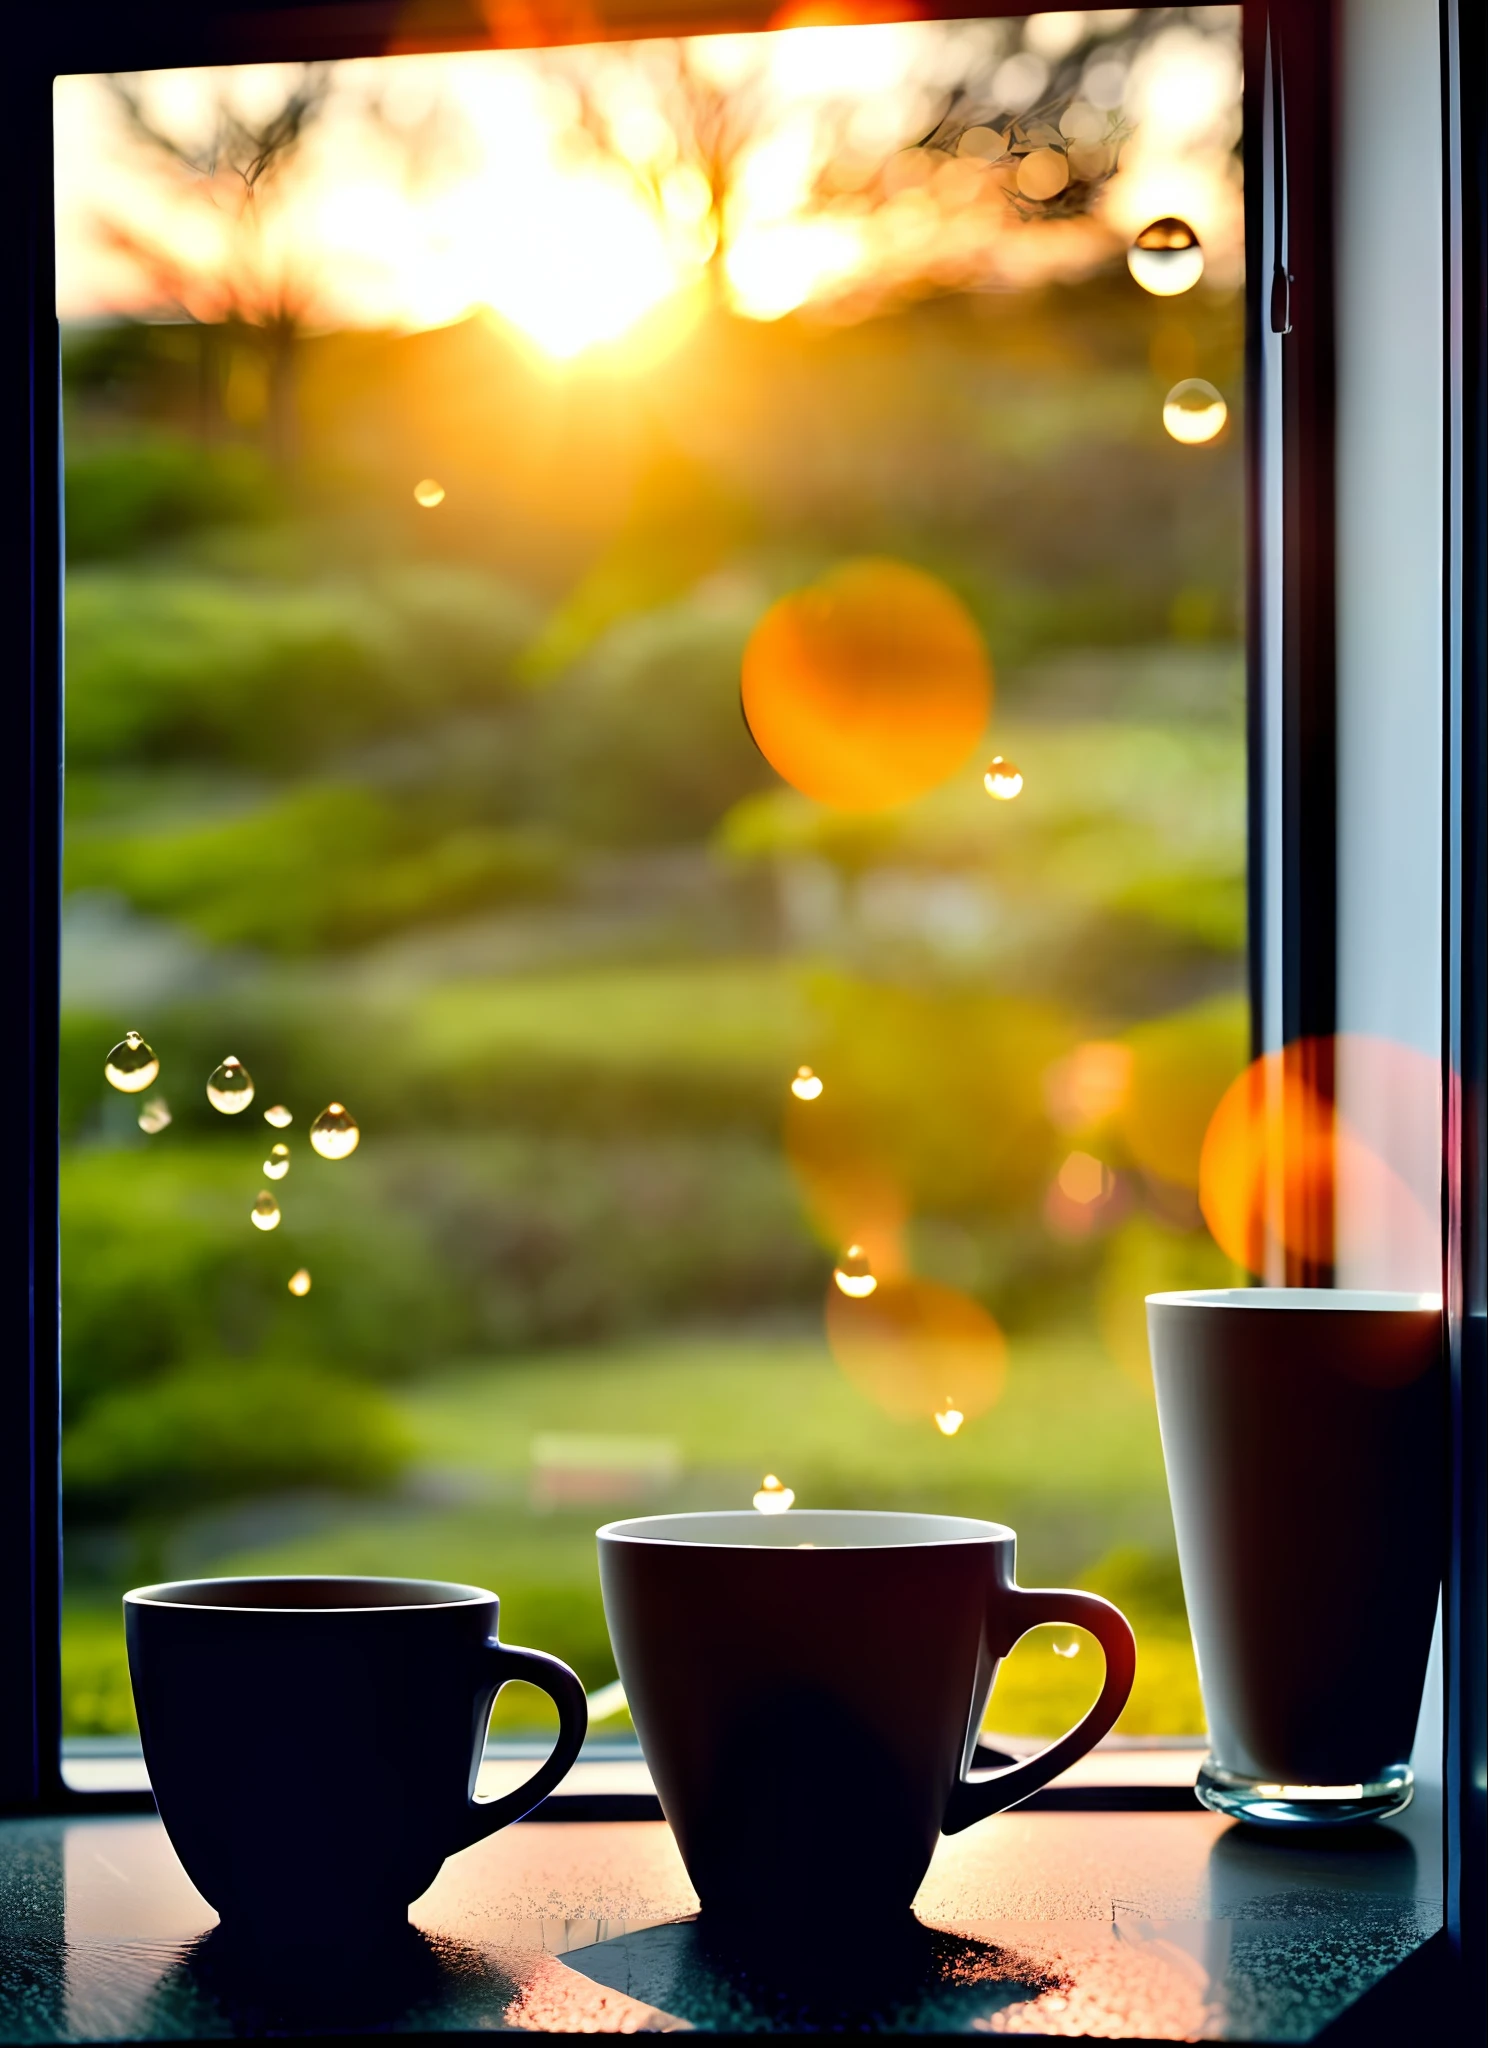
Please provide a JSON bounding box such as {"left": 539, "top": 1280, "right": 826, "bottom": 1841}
{"left": 50, "top": 10, "right": 1252, "bottom": 1763}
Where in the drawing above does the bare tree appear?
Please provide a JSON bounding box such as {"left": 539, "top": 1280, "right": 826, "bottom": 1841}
{"left": 97, "top": 66, "right": 334, "bottom": 457}
{"left": 537, "top": 38, "right": 779, "bottom": 303}
{"left": 535, "top": 9, "right": 1217, "bottom": 315}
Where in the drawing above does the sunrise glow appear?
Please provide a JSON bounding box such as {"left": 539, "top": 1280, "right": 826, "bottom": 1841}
{"left": 53, "top": 21, "right": 1243, "bottom": 364}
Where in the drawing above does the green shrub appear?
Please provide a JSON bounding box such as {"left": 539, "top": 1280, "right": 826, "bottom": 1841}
{"left": 393, "top": 960, "right": 808, "bottom": 1134}
{"left": 1080, "top": 1543, "right": 1189, "bottom": 1631}
{"left": 65, "top": 567, "right": 536, "bottom": 770}
{"left": 66, "top": 574, "right": 396, "bottom": 767}
{"left": 61, "top": 958, "right": 806, "bottom": 1145}
{"left": 60, "top": 1143, "right": 471, "bottom": 1409}
{"left": 63, "top": 1362, "right": 411, "bottom": 1520}
{"left": 528, "top": 601, "right": 773, "bottom": 846}
{"left": 403, "top": 1132, "right": 820, "bottom": 1351}
{"left": 373, "top": 564, "right": 540, "bottom": 698}
{"left": 67, "top": 784, "right": 564, "bottom": 953}
{"left": 65, "top": 437, "right": 277, "bottom": 560}
{"left": 61, "top": 1606, "right": 138, "bottom": 1736}
{"left": 59, "top": 1121, "right": 818, "bottom": 1417}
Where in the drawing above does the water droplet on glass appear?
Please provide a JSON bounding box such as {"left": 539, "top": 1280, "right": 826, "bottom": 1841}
{"left": 1052, "top": 1639, "right": 1082, "bottom": 1659}
{"left": 104, "top": 1031, "right": 159, "bottom": 1093}
{"left": 1128, "top": 217, "right": 1205, "bottom": 296}
{"left": 206, "top": 1057, "right": 254, "bottom": 1114}
{"left": 833, "top": 1246, "right": 878, "bottom": 1298}
{"left": 288, "top": 1267, "right": 312, "bottom": 1297}
{"left": 791, "top": 1065, "right": 824, "bottom": 1101}
{"left": 1163, "top": 378, "right": 1227, "bottom": 445}
{"left": 984, "top": 757, "right": 1024, "bottom": 800}
{"left": 264, "top": 1142, "right": 290, "bottom": 1180}
{"left": 137, "top": 1096, "right": 171, "bottom": 1135}
{"left": 310, "top": 1103, "right": 360, "bottom": 1159}
{"left": 413, "top": 478, "right": 446, "bottom": 508}
{"left": 753, "top": 1473, "right": 795, "bottom": 1514}
{"left": 934, "top": 1407, "right": 965, "bottom": 1436}
{"left": 264, "top": 1104, "right": 293, "bottom": 1129}
{"left": 1016, "top": 147, "right": 1070, "bottom": 201}
{"left": 251, "top": 1190, "right": 281, "bottom": 1232}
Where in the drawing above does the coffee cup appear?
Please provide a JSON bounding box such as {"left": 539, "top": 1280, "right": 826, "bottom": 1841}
{"left": 125, "top": 1575, "right": 588, "bottom": 1934}
{"left": 597, "top": 1510, "right": 1135, "bottom": 1918}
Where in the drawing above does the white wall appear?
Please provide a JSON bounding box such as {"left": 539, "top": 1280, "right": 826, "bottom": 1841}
{"left": 1334, "top": 0, "right": 1444, "bottom": 1292}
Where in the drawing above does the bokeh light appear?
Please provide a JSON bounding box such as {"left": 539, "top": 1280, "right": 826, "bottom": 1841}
{"left": 1118, "top": 999, "right": 1247, "bottom": 1189}
{"left": 784, "top": 1079, "right": 909, "bottom": 1284}
{"left": 826, "top": 1274, "right": 1006, "bottom": 1424}
{"left": 1127, "top": 216, "right": 1204, "bottom": 295}
{"left": 958, "top": 126, "right": 1007, "bottom": 163}
{"left": 1045, "top": 1151, "right": 1120, "bottom": 1238}
{"left": 104, "top": 1031, "right": 159, "bottom": 1093}
{"left": 790, "top": 1064, "right": 824, "bottom": 1100}
{"left": 753, "top": 1472, "right": 794, "bottom": 1513}
{"left": 1044, "top": 1040, "right": 1133, "bottom": 1132}
{"left": 1016, "top": 147, "right": 1070, "bottom": 202}
{"left": 1059, "top": 1151, "right": 1115, "bottom": 1205}
{"left": 264, "top": 1142, "right": 290, "bottom": 1180}
{"left": 250, "top": 1190, "right": 281, "bottom": 1231}
{"left": 1198, "top": 1035, "right": 1440, "bottom": 1288}
{"left": 413, "top": 477, "right": 446, "bottom": 507}
{"left": 288, "top": 1267, "right": 312, "bottom": 1296}
{"left": 741, "top": 558, "right": 992, "bottom": 812}
{"left": 1162, "top": 377, "right": 1227, "bottom": 444}
{"left": 264, "top": 1104, "right": 293, "bottom": 1128}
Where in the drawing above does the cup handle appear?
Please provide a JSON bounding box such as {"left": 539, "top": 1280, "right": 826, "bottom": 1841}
{"left": 942, "top": 1586, "right": 1137, "bottom": 1833}
{"left": 456, "top": 1641, "right": 589, "bottom": 1849}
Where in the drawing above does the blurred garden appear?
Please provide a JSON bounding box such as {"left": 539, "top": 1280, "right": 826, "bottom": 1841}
{"left": 58, "top": 11, "right": 1246, "bottom": 1742}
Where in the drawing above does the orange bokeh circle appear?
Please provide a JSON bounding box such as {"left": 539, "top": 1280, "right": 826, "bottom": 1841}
{"left": 826, "top": 1274, "right": 1007, "bottom": 1422}
{"left": 1197, "top": 1035, "right": 1439, "bottom": 1288}
{"left": 784, "top": 1086, "right": 908, "bottom": 1279}
{"left": 741, "top": 558, "right": 992, "bottom": 811}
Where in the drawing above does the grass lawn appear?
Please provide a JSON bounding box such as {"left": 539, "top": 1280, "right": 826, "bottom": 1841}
{"left": 62, "top": 1324, "right": 1203, "bottom": 1740}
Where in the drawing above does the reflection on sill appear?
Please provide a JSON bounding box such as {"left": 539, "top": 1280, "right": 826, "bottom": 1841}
{"left": 60, "top": 1736, "right": 1206, "bottom": 1801}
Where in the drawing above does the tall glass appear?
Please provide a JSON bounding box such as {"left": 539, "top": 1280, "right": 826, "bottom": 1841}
{"left": 1147, "top": 1289, "right": 1443, "bottom": 1827}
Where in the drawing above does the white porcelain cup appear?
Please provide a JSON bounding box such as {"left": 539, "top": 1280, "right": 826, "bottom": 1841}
{"left": 1147, "top": 1288, "right": 1443, "bottom": 1826}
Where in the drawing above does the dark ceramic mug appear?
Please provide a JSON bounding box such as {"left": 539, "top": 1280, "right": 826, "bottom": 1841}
{"left": 125, "top": 1575, "right": 588, "bottom": 1933}
{"left": 598, "top": 1510, "right": 1136, "bottom": 1918}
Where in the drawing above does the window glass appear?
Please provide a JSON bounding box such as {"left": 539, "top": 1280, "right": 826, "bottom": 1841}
{"left": 55, "top": 8, "right": 1244, "bottom": 1750}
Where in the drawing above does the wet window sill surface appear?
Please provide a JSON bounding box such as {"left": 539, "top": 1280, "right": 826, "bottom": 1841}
{"left": 0, "top": 1784, "right": 1444, "bottom": 2039}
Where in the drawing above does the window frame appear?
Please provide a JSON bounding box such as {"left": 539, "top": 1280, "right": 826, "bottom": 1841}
{"left": 3, "top": 6, "right": 1482, "bottom": 1976}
